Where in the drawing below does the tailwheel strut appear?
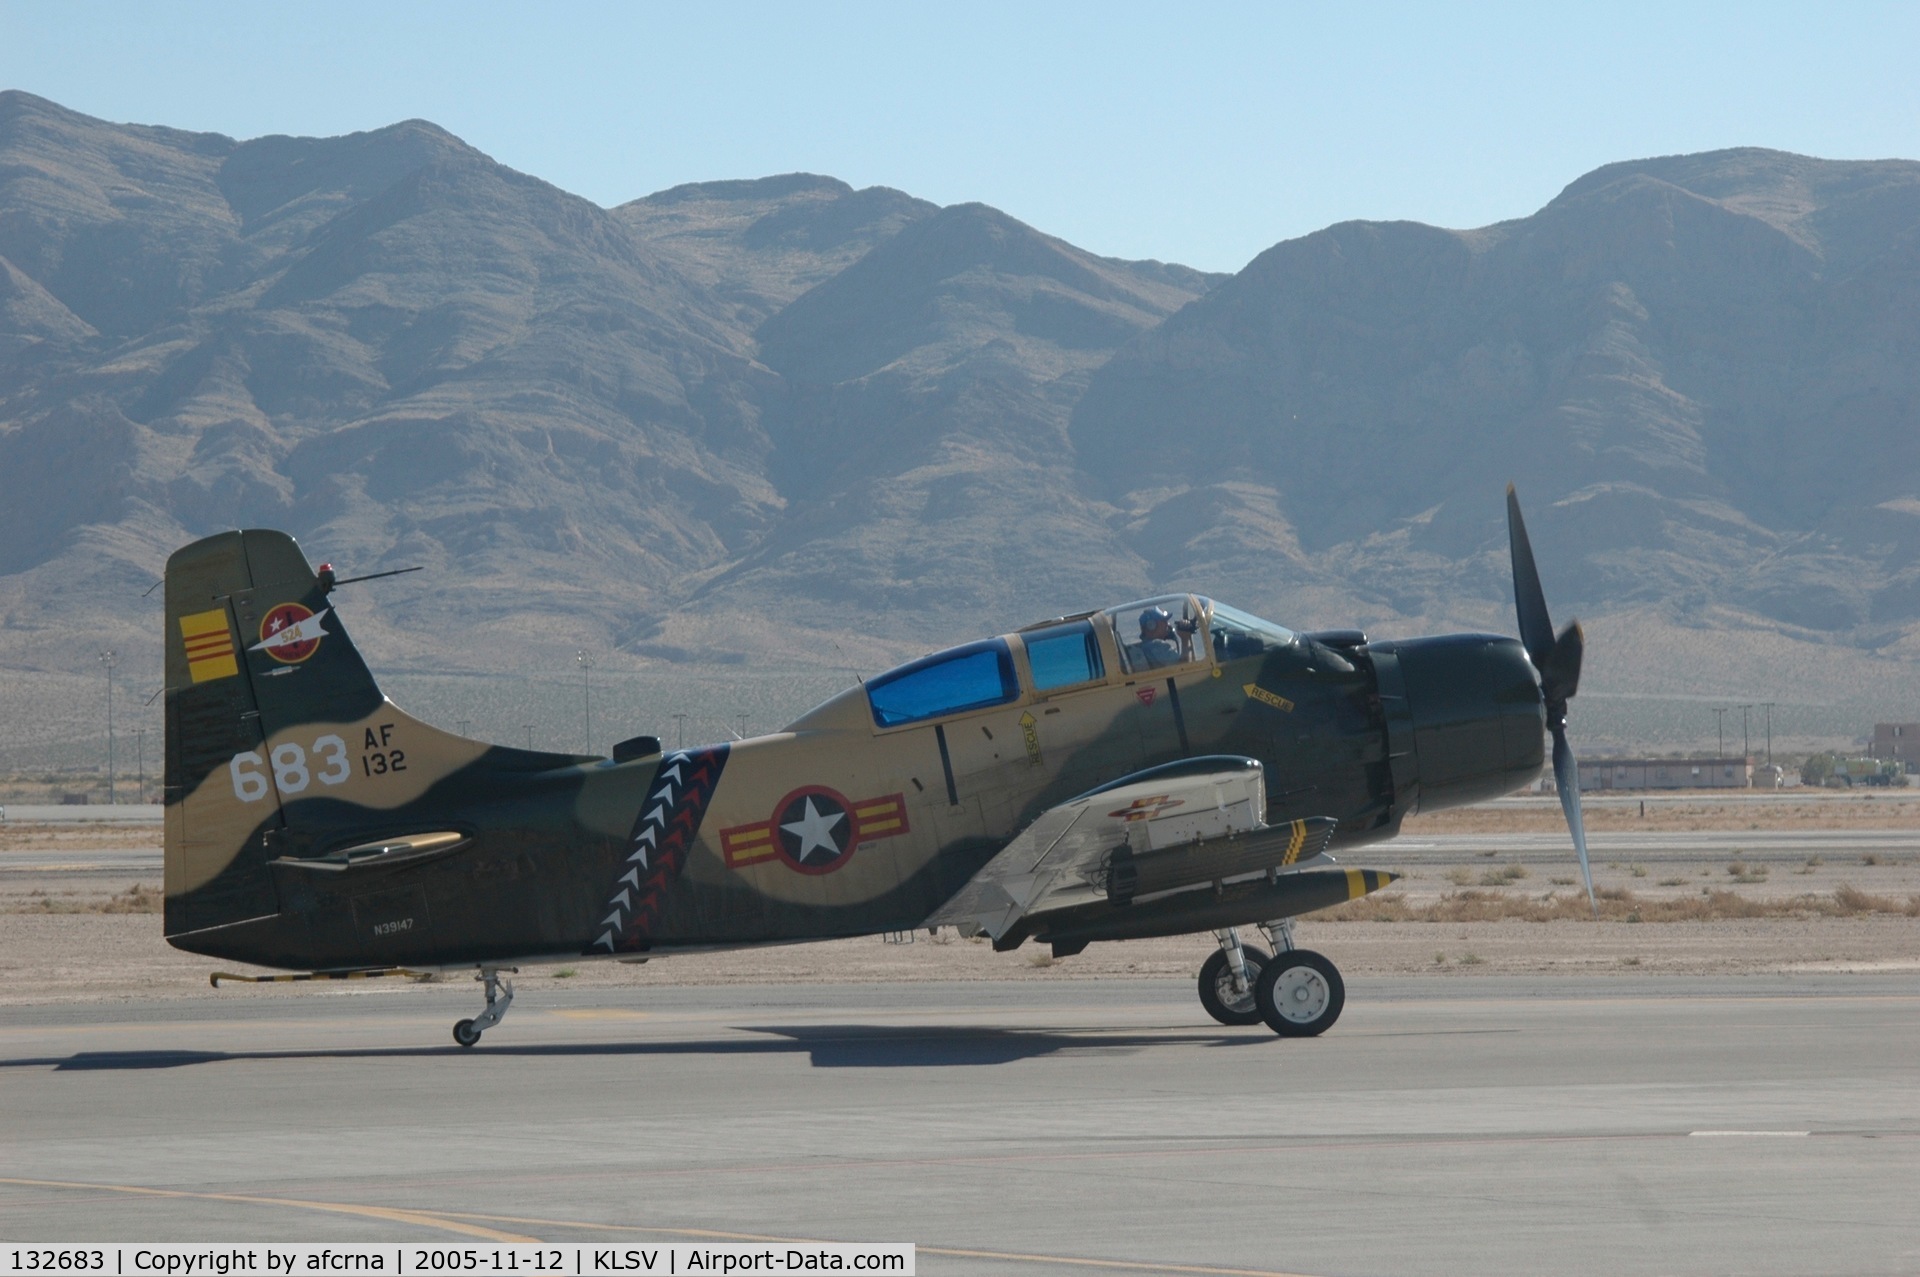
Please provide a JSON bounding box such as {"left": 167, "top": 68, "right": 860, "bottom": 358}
{"left": 453, "top": 968, "right": 515, "bottom": 1047}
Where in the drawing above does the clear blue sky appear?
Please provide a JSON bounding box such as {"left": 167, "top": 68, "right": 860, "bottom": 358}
{"left": 5, "top": 2, "right": 1917, "bottom": 273}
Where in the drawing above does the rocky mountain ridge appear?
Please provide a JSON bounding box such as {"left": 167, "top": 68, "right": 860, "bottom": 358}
{"left": 2, "top": 93, "right": 1916, "bottom": 697}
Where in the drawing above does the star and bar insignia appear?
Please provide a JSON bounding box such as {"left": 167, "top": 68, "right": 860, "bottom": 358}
{"left": 720, "top": 788, "right": 910, "bottom": 875}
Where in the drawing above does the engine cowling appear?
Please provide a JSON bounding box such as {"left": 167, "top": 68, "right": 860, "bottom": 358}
{"left": 1365, "top": 634, "right": 1546, "bottom": 817}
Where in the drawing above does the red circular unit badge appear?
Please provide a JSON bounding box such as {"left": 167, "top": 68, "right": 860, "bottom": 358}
{"left": 258, "top": 602, "right": 322, "bottom": 663}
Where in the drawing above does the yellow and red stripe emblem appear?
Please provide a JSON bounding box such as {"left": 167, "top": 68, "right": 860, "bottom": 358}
{"left": 179, "top": 608, "right": 238, "bottom": 683}
{"left": 720, "top": 821, "right": 778, "bottom": 867}
{"left": 851, "top": 793, "right": 909, "bottom": 839}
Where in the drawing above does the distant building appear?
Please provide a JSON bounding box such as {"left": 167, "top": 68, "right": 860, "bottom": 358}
{"left": 1578, "top": 757, "right": 1753, "bottom": 791}
{"left": 1868, "top": 723, "right": 1919, "bottom": 773}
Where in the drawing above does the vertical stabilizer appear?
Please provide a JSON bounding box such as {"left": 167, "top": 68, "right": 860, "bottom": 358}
{"left": 164, "top": 530, "right": 397, "bottom": 937}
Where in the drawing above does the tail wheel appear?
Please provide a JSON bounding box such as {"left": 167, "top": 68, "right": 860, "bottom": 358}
{"left": 1255, "top": 949, "right": 1345, "bottom": 1037}
{"left": 1197, "top": 946, "right": 1271, "bottom": 1026}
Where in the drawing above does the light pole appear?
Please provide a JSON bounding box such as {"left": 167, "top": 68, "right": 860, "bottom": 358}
{"left": 736, "top": 713, "right": 749, "bottom": 741}
{"left": 524, "top": 724, "right": 534, "bottom": 750}
{"left": 1739, "top": 704, "right": 1752, "bottom": 763}
{"left": 1760, "top": 703, "right": 1775, "bottom": 766}
{"left": 577, "top": 652, "right": 594, "bottom": 755}
{"left": 135, "top": 727, "right": 146, "bottom": 803}
{"left": 671, "top": 713, "right": 688, "bottom": 750}
{"left": 99, "top": 650, "right": 117, "bottom": 804}
{"left": 1713, "top": 708, "right": 1726, "bottom": 759}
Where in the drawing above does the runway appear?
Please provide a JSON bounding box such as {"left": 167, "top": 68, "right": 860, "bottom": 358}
{"left": 3, "top": 977, "right": 1918, "bottom": 1275}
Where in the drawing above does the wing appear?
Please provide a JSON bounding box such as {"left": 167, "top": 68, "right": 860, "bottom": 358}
{"left": 925, "top": 755, "right": 1335, "bottom": 942}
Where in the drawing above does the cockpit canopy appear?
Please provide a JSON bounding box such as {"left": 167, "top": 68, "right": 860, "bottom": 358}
{"left": 851, "top": 596, "right": 1296, "bottom": 731}
{"left": 866, "top": 639, "right": 1020, "bottom": 728}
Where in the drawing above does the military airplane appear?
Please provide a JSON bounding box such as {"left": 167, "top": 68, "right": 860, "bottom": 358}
{"left": 162, "top": 487, "right": 1590, "bottom": 1044}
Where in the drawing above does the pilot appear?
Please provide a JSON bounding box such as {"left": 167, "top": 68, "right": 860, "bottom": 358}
{"left": 1136, "top": 607, "right": 1186, "bottom": 668}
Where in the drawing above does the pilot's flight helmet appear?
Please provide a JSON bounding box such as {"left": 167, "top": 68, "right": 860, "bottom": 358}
{"left": 1140, "top": 606, "right": 1171, "bottom": 631}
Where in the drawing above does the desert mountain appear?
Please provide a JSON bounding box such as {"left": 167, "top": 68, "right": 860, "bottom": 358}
{"left": 1072, "top": 149, "right": 1920, "bottom": 648}
{"left": 1, "top": 93, "right": 1917, "bottom": 710}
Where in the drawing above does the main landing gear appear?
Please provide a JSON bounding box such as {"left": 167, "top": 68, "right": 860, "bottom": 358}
{"left": 452, "top": 968, "right": 514, "bottom": 1047}
{"left": 1201, "top": 921, "right": 1345, "bottom": 1037}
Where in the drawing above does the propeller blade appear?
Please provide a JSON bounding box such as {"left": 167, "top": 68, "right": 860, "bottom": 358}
{"left": 1551, "top": 723, "right": 1596, "bottom": 917}
{"left": 1510, "top": 487, "right": 1592, "bottom": 912}
{"left": 1506, "top": 483, "right": 1557, "bottom": 675}
{"left": 1541, "top": 621, "right": 1585, "bottom": 707}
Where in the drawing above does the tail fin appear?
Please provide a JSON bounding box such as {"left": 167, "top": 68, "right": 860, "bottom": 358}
{"left": 163, "top": 529, "right": 491, "bottom": 941}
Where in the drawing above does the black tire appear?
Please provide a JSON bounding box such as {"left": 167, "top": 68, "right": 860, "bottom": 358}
{"left": 1197, "top": 946, "right": 1271, "bottom": 1026}
{"left": 1254, "top": 949, "right": 1345, "bottom": 1037}
{"left": 452, "top": 1018, "right": 482, "bottom": 1048}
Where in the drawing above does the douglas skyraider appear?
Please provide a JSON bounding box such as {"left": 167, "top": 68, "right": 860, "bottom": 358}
{"left": 163, "top": 487, "right": 1592, "bottom": 1044}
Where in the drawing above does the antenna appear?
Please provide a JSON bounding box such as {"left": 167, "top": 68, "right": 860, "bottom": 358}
{"left": 319, "top": 564, "right": 424, "bottom": 593}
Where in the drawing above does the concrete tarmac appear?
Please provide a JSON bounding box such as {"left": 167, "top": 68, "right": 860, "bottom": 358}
{"left": 2, "top": 977, "right": 1918, "bottom": 1275}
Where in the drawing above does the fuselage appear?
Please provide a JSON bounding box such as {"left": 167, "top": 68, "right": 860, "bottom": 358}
{"left": 168, "top": 591, "right": 1545, "bottom": 972}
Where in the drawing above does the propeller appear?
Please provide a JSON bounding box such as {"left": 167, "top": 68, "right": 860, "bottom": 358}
{"left": 1506, "top": 484, "right": 1595, "bottom": 916}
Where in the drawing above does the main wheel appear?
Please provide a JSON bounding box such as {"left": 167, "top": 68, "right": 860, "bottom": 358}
{"left": 1254, "top": 949, "right": 1345, "bottom": 1037}
{"left": 452, "top": 1018, "right": 482, "bottom": 1048}
{"left": 1197, "top": 946, "right": 1271, "bottom": 1026}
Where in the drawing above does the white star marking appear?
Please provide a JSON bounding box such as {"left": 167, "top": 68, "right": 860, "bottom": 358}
{"left": 781, "top": 797, "right": 846, "bottom": 864}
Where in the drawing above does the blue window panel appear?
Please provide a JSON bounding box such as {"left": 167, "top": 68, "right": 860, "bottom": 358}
{"left": 867, "top": 640, "right": 1020, "bottom": 728}
{"left": 1024, "top": 621, "right": 1104, "bottom": 692}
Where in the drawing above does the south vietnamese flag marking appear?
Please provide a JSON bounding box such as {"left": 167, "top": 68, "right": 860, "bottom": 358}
{"left": 179, "top": 608, "right": 238, "bottom": 683}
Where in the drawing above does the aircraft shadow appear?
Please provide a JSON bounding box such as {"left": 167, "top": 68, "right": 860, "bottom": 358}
{"left": 5, "top": 1024, "right": 1271, "bottom": 1073}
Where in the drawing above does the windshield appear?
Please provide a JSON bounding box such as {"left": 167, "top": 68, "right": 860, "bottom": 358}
{"left": 1201, "top": 599, "right": 1296, "bottom": 661}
